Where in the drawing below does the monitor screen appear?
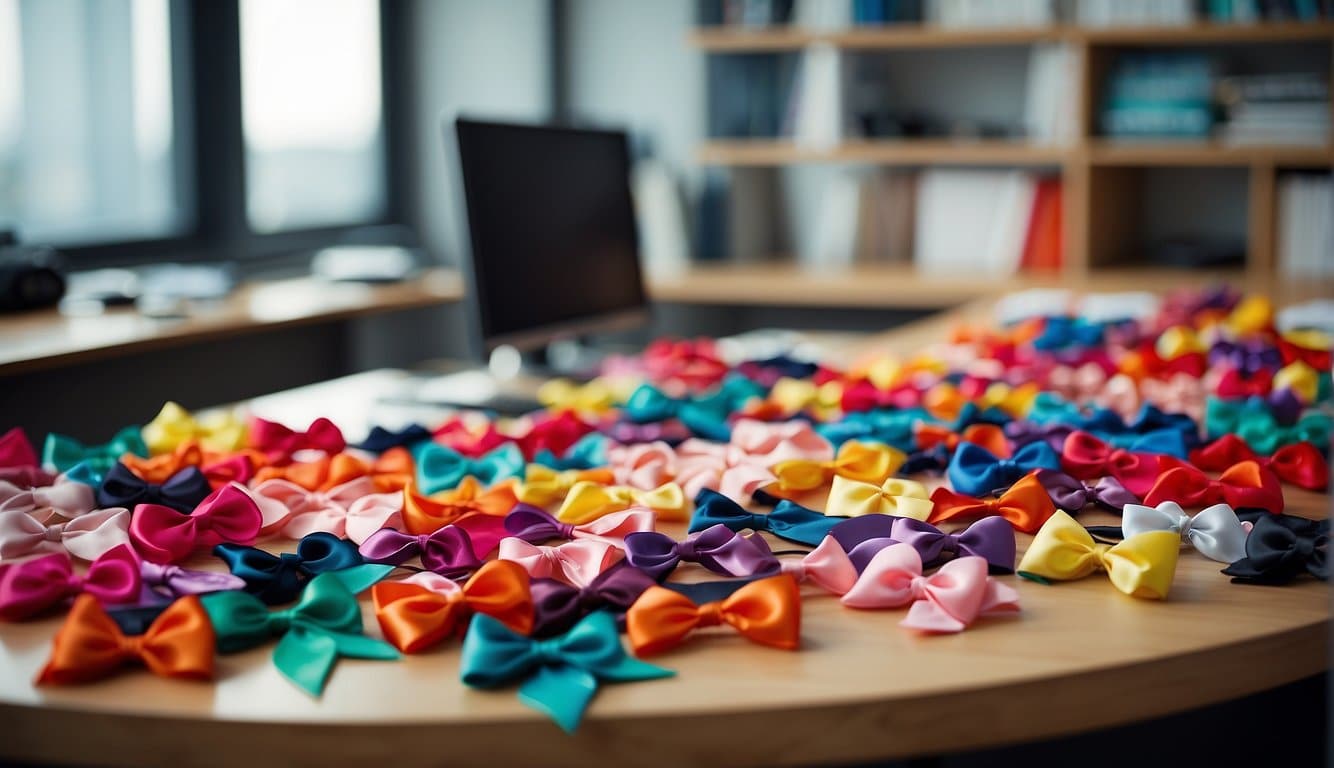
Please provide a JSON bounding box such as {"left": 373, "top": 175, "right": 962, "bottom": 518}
{"left": 455, "top": 118, "right": 647, "bottom": 352}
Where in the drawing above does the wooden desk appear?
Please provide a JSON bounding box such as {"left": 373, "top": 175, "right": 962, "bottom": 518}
{"left": 0, "top": 303, "right": 1327, "bottom": 768}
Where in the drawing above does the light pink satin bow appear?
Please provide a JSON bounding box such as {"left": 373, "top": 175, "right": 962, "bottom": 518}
{"left": 249, "top": 477, "right": 401, "bottom": 543}
{"left": 840, "top": 542, "right": 1020, "bottom": 633}
{"left": 1095, "top": 373, "right": 1143, "bottom": 422}
{"left": 606, "top": 441, "right": 678, "bottom": 489}
{"left": 728, "top": 419, "right": 834, "bottom": 465}
{"left": 496, "top": 537, "right": 621, "bottom": 588}
{"left": 1141, "top": 372, "right": 1206, "bottom": 423}
{"left": 1047, "top": 363, "right": 1108, "bottom": 405}
{"left": 0, "top": 507, "right": 131, "bottom": 561}
{"left": 674, "top": 440, "right": 778, "bottom": 501}
{"left": 777, "top": 536, "right": 860, "bottom": 595}
{"left": 0, "top": 476, "right": 97, "bottom": 524}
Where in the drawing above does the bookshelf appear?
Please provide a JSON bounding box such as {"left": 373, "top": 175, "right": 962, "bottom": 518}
{"left": 689, "top": 18, "right": 1334, "bottom": 287}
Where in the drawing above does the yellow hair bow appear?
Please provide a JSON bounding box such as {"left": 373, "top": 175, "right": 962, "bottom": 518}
{"left": 1155, "top": 326, "right": 1205, "bottom": 361}
{"left": 1282, "top": 328, "right": 1330, "bottom": 355}
{"left": 537, "top": 379, "right": 617, "bottom": 416}
{"left": 981, "top": 381, "right": 1039, "bottom": 418}
{"left": 517, "top": 465, "right": 616, "bottom": 507}
{"left": 1017, "top": 510, "right": 1180, "bottom": 599}
{"left": 555, "top": 481, "right": 687, "bottom": 524}
{"left": 768, "top": 378, "right": 843, "bottom": 420}
{"left": 1225, "top": 295, "right": 1272, "bottom": 336}
{"left": 141, "top": 401, "right": 247, "bottom": 455}
{"left": 769, "top": 441, "right": 906, "bottom": 494}
{"left": 825, "top": 476, "right": 933, "bottom": 520}
{"left": 1274, "top": 361, "right": 1319, "bottom": 405}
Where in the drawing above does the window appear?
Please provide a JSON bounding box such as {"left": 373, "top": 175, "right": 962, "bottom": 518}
{"left": 239, "top": 0, "right": 386, "bottom": 233}
{"left": 0, "top": 0, "right": 184, "bottom": 246}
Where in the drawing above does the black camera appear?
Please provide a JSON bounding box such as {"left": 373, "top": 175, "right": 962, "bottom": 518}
{"left": 0, "top": 230, "right": 66, "bottom": 313}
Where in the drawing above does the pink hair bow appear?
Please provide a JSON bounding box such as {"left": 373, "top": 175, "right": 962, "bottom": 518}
{"left": 774, "top": 536, "right": 860, "bottom": 595}
{"left": 0, "top": 543, "right": 141, "bottom": 621}
{"left": 0, "top": 474, "right": 97, "bottom": 524}
{"left": 497, "top": 537, "right": 621, "bottom": 588}
{"left": 729, "top": 418, "right": 834, "bottom": 465}
{"left": 250, "top": 477, "right": 401, "bottom": 543}
{"left": 840, "top": 542, "right": 1020, "bottom": 633}
{"left": 1046, "top": 363, "right": 1109, "bottom": 405}
{"left": 1140, "top": 373, "right": 1205, "bottom": 423}
{"left": 606, "top": 441, "right": 678, "bottom": 489}
{"left": 248, "top": 416, "right": 346, "bottom": 462}
{"left": 0, "top": 507, "right": 131, "bottom": 561}
{"left": 674, "top": 440, "right": 777, "bottom": 501}
{"left": 129, "top": 483, "right": 262, "bottom": 564}
{"left": 1094, "top": 373, "right": 1143, "bottom": 422}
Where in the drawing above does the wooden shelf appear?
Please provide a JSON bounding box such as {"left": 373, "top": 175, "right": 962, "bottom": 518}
{"left": 1087, "top": 141, "right": 1334, "bottom": 166}
{"left": 697, "top": 139, "right": 1068, "bottom": 166}
{"left": 1077, "top": 20, "right": 1334, "bottom": 45}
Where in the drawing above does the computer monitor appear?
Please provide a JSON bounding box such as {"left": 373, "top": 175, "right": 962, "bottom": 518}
{"left": 454, "top": 118, "right": 649, "bottom": 358}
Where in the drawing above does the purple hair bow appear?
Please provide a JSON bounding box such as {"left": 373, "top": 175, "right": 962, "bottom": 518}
{"left": 623, "top": 524, "right": 779, "bottom": 582}
{"left": 530, "top": 562, "right": 658, "bottom": 637}
{"left": 358, "top": 525, "right": 482, "bottom": 579}
{"left": 138, "top": 561, "right": 246, "bottom": 604}
{"left": 1035, "top": 469, "right": 1140, "bottom": 512}
{"left": 829, "top": 514, "right": 1016, "bottom": 574}
{"left": 503, "top": 503, "right": 653, "bottom": 547}
{"left": 1004, "top": 421, "right": 1075, "bottom": 453}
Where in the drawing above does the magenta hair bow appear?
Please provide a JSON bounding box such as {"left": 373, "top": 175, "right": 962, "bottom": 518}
{"left": 503, "top": 504, "right": 654, "bottom": 548}
{"left": 606, "top": 441, "right": 678, "bottom": 490}
{"left": 0, "top": 543, "right": 141, "bottom": 621}
{"left": 729, "top": 418, "right": 834, "bottom": 465}
{"left": 0, "top": 474, "right": 97, "bottom": 524}
{"left": 0, "top": 427, "right": 39, "bottom": 469}
{"left": 129, "top": 483, "right": 262, "bottom": 564}
{"left": 359, "top": 525, "right": 482, "bottom": 579}
{"left": 250, "top": 477, "right": 401, "bottom": 544}
{"left": 0, "top": 507, "right": 131, "bottom": 562}
{"left": 248, "top": 416, "right": 346, "bottom": 462}
{"left": 674, "top": 440, "right": 777, "bottom": 501}
{"left": 840, "top": 542, "right": 1020, "bottom": 633}
{"left": 497, "top": 537, "right": 622, "bottom": 588}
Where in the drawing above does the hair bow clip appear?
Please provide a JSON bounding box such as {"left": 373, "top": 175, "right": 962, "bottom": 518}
{"left": 1189, "top": 434, "right": 1328, "bottom": 492}
{"left": 728, "top": 418, "right": 833, "bottom": 465}
{"left": 1058, "top": 430, "right": 1186, "bottom": 498}
{"left": 816, "top": 408, "right": 925, "bottom": 452}
{"left": 139, "top": 561, "right": 246, "bottom": 603}
{"left": 537, "top": 378, "right": 617, "bottom": 416}
{"left": 1018, "top": 510, "right": 1180, "bottom": 599}
{"left": 626, "top": 574, "right": 800, "bottom": 655}
{"left": 828, "top": 514, "right": 1016, "bottom": 574}
{"left": 529, "top": 562, "right": 658, "bottom": 638}
{"left": 372, "top": 561, "right": 533, "bottom": 653}
{"left": 1222, "top": 514, "right": 1328, "bottom": 585}
{"left": 401, "top": 478, "right": 517, "bottom": 547}
{"left": 250, "top": 476, "right": 401, "bottom": 543}
{"left": 461, "top": 611, "right": 673, "bottom": 733}
{"left": 141, "top": 401, "right": 247, "bottom": 455}
{"left": 504, "top": 503, "right": 653, "bottom": 547}
{"left": 532, "top": 432, "right": 610, "bottom": 472}
{"left": 202, "top": 572, "right": 399, "bottom": 696}
{"left": 688, "top": 488, "right": 843, "bottom": 547}
{"left": 1121, "top": 501, "right": 1249, "bottom": 564}
{"left": 555, "top": 480, "right": 686, "bottom": 525}
{"left": 605, "top": 440, "right": 678, "bottom": 489}
{"left": 214, "top": 531, "right": 388, "bottom": 605}
{"left": 36, "top": 594, "right": 214, "bottom": 685}
{"left": 498, "top": 537, "right": 622, "bottom": 588}
{"left": 359, "top": 524, "right": 484, "bottom": 579}
{"left": 825, "top": 475, "right": 933, "bottom": 520}
{"left": 516, "top": 410, "right": 599, "bottom": 461}
{"left": 97, "top": 462, "right": 212, "bottom": 515}
{"left": 0, "top": 427, "right": 39, "bottom": 470}
{"left": 129, "top": 482, "right": 263, "bottom": 564}
{"left": 928, "top": 470, "right": 1056, "bottom": 534}
{"left": 673, "top": 439, "right": 778, "bottom": 502}
{"left": 0, "top": 506, "right": 131, "bottom": 562}
{"left": 0, "top": 471, "right": 97, "bottom": 523}
{"left": 767, "top": 440, "right": 905, "bottom": 497}
{"left": 43, "top": 427, "right": 148, "bottom": 474}
{"left": 947, "top": 440, "right": 1061, "bottom": 498}
{"left": 1034, "top": 469, "right": 1140, "bottom": 513}
{"left": 624, "top": 523, "right": 778, "bottom": 582}
{"left": 432, "top": 416, "right": 512, "bottom": 458}
{"left": 248, "top": 415, "right": 346, "bottom": 463}
{"left": 0, "top": 543, "right": 141, "bottom": 621}
{"left": 517, "top": 465, "right": 616, "bottom": 508}
{"left": 1143, "top": 460, "right": 1284, "bottom": 514}
{"left": 622, "top": 383, "right": 735, "bottom": 442}
{"left": 116, "top": 440, "right": 252, "bottom": 490}
{"left": 353, "top": 423, "right": 433, "bottom": 454}
{"left": 414, "top": 442, "right": 525, "bottom": 496}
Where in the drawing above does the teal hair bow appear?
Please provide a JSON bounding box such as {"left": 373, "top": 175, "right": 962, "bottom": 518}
{"left": 460, "top": 611, "right": 673, "bottom": 732}
{"left": 42, "top": 426, "right": 148, "bottom": 474}
{"left": 623, "top": 375, "right": 766, "bottom": 441}
{"left": 1026, "top": 393, "right": 1126, "bottom": 433}
{"left": 413, "top": 441, "right": 525, "bottom": 495}
{"left": 532, "top": 432, "right": 609, "bottom": 471}
{"left": 62, "top": 461, "right": 105, "bottom": 488}
{"left": 201, "top": 572, "right": 399, "bottom": 696}
{"left": 689, "top": 488, "right": 842, "bottom": 546}
{"left": 817, "top": 407, "right": 931, "bottom": 451}
{"left": 1207, "top": 397, "right": 1330, "bottom": 455}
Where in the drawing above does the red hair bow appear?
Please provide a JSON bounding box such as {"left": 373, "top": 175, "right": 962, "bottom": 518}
{"left": 1058, "top": 431, "right": 1172, "bottom": 497}
{"left": 1189, "top": 434, "right": 1328, "bottom": 492}
{"left": 1143, "top": 460, "right": 1284, "bottom": 513}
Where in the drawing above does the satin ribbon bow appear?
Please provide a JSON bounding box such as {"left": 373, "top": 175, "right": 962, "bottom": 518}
{"left": 36, "top": 594, "right": 214, "bottom": 685}
{"left": 213, "top": 532, "right": 386, "bottom": 605}
{"left": 498, "top": 537, "right": 622, "bottom": 588}
{"left": 516, "top": 410, "right": 598, "bottom": 462}
{"left": 353, "top": 423, "right": 432, "bottom": 454}
{"left": 1222, "top": 514, "right": 1328, "bottom": 585}
{"left": 358, "top": 525, "right": 482, "bottom": 578}
{"left": 461, "top": 610, "right": 673, "bottom": 733}
{"left": 728, "top": 419, "right": 833, "bottom": 465}
{"left": 840, "top": 543, "right": 1020, "bottom": 633}
{"left": 1274, "top": 360, "right": 1321, "bottom": 404}
{"left": 96, "top": 462, "right": 212, "bottom": 514}
{"left": 0, "top": 473, "right": 97, "bottom": 522}
{"left": 555, "top": 481, "right": 687, "bottom": 524}
{"left": 400, "top": 478, "right": 516, "bottom": 552}
{"left": 870, "top": 515, "right": 1018, "bottom": 574}
{"left": 688, "top": 488, "right": 843, "bottom": 547}
{"left": 117, "top": 440, "right": 263, "bottom": 490}
{"left": 768, "top": 440, "right": 905, "bottom": 495}
{"left": 504, "top": 503, "right": 654, "bottom": 547}
{"left": 251, "top": 477, "right": 401, "bottom": 543}
{"left": 433, "top": 417, "right": 511, "bottom": 458}
{"left": 529, "top": 563, "right": 658, "bottom": 637}
{"left": 623, "top": 523, "right": 778, "bottom": 582}
{"left": 914, "top": 422, "right": 1010, "bottom": 460}
{"left": 626, "top": 574, "right": 800, "bottom": 655}
{"left": 537, "top": 378, "right": 617, "bottom": 415}
{"left": 1059, "top": 430, "right": 1186, "bottom": 497}
{"left": 1017, "top": 510, "right": 1180, "bottom": 599}
{"left": 202, "top": 572, "right": 399, "bottom": 696}
{"left": 248, "top": 416, "right": 347, "bottom": 462}
{"left": 414, "top": 442, "right": 525, "bottom": 495}
{"left": 140, "top": 561, "right": 246, "bottom": 602}
{"left": 947, "top": 440, "right": 1061, "bottom": 497}
{"left": 1189, "top": 434, "right": 1328, "bottom": 492}
{"left": 1035, "top": 469, "right": 1139, "bottom": 512}
{"left": 1122, "top": 501, "right": 1249, "bottom": 564}
{"left": 673, "top": 439, "right": 778, "bottom": 501}
{"left": 1143, "top": 460, "right": 1284, "bottom": 514}
{"left": 934, "top": 469, "right": 1055, "bottom": 531}
{"left": 606, "top": 441, "right": 677, "bottom": 489}
{"left": 0, "top": 506, "right": 131, "bottom": 561}
{"left": 517, "top": 465, "right": 617, "bottom": 507}
{"left": 825, "top": 476, "right": 934, "bottom": 520}
{"left": 622, "top": 384, "right": 734, "bottom": 442}
{"left": 816, "top": 408, "right": 927, "bottom": 452}
{"left": 141, "top": 401, "right": 247, "bottom": 454}
{"left": 532, "top": 433, "right": 610, "bottom": 472}
{"left": 766, "top": 376, "right": 843, "bottom": 419}
{"left": 772, "top": 536, "right": 859, "bottom": 594}
{"left": 129, "top": 483, "right": 264, "bottom": 564}
{"left": 0, "top": 427, "right": 39, "bottom": 469}
{"left": 253, "top": 450, "right": 412, "bottom": 494}
{"left": 372, "top": 561, "right": 534, "bottom": 653}
{"left": 0, "top": 543, "right": 141, "bottom": 621}
{"left": 1032, "top": 316, "right": 1105, "bottom": 351}
{"left": 1206, "top": 398, "right": 1331, "bottom": 455}
{"left": 43, "top": 427, "right": 148, "bottom": 474}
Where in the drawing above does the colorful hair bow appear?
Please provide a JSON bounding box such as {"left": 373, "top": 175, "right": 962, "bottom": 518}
{"left": 688, "top": 488, "right": 842, "bottom": 547}
{"left": 816, "top": 408, "right": 925, "bottom": 451}
{"left": 250, "top": 477, "right": 401, "bottom": 543}
{"left": 555, "top": 481, "right": 686, "bottom": 525}
{"left": 214, "top": 532, "right": 385, "bottom": 605}
{"left": 504, "top": 504, "right": 654, "bottom": 548}
{"left": 537, "top": 378, "right": 617, "bottom": 416}
{"left": 894, "top": 515, "right": 1018, "bottom": 573}
{"left": 253, "top": 450, "right": 413, "bottom": 494}
{"left": 767, "top": 440, "right": 905, "bottom": 496}
{"left": 626, "top": 574, "right": 800, "bottom": 655}
{"left": 840, "top": 543, "right": 1020, "bottom": 633}
{"left": 825, "top": 476, "right": 933, "bottom": 520}
{"left": 248, "top": 416, "right": 346, "bottom": 462}
{"left": 1278, "top": 329, "right": 1332, "bottom": 371}
{"left": 1273, "top": 360, "right": 1321, "bottom": 405}
{"left": 0, "top": 543, "right": 140, "bottom": 621}
{"left": 1033, "top": 316, "right": 1105, "bottom": 351}
{"left": 1222, "top": 514, "right": 1328, "bottom": 585}
{"left": 606, "top": 441, "right": 677, "bottom": 489}
{"left": 43, "top": 427, "right": 148, "bottom": 474}
{"left": 1189, "top": 435, "right": 1328, "bottom": 492}
{"left": 0, "top": 506, "right": 131, "bottom": 561}
{"left": 1004, "top": 420, "right": 1074, "bottom": 453}
{"left": 1035, "top": 469, "right": 1139, "bottom": 512}
{"left": 603, "top": 419, "right": 691, "bottom": 446}
{"left": 498, "top": 537, "right": 621, "bottom": 588}
{"left": 765, "top": 376, "right": 842, "bottom": 419}
{"left": 728, "top": 418, "right": 832, "bottom": 465}
{"left": 640, "top": 337, "right": 729, "bottom": 388}
{"left": 914, "top": 422, "right": 1010, "bottom": 460}
{"left": 529, "top": 563, "right": 657, "bottom": 637}
{"left": 401, "top": 477, "right": 517, "bottom": 544}
{"left": 129, "top": 483, "right": 263, "bottom": 564}
{"left": 0, "top": 473, "right": 96, "bottom": 522}
{"left": 1143, "top": 460, "right": 1284, "bottom": 514}
{"left": 928, "top": 471, "right": 1055, "bottom": 534}
{"left": 1205, "top": 397, "right": 1331, "bottom": 455}
{"left": 1017, "top": 510, "right": 1180, "bottom": 599}
{"left": 0, "top": 427, "right": 39, "bottom": 469}
{"left": 1122, "top": 502, "right": 1249, "bottom": 564}
{"left": 414, "top": 442, "right": 525, "bottom": 495}
{"left": 533, "top": 433, "right": 609, "bottom": 471}
{"left": 372, "top": 562, "right": 533, "bottom": 653}
{"left": 353, "top": 423, "right": 432, "bottom": 453}
{"left": 433, "top": 417, "right": 512, "bottom": 458}
{"left": 36, "top": 594, "right": 214, "bottom": 685}
{"left": 839, "top": 379, "right": 920, "bottom": 413}
{"left": 116, "top": 440, "right": 263, "bottom": 490}
{"left": 517, "top": 465, "right": 616, "bottom": 507}
{"left": 623, "top": 523, "right": 777, "bottom": 582}
{"left": 358, "top": 525, "right": 482, "bottom": 578}
{"left": 1056, "top": 430, "right": 1178, "bottom": 498}
{"left": 460, "top": 611, "right": 673, "bottom": 733}
{"left": 96, "top": 462, "right": 211, "bottom": 515}
{"left": 141, "top": 401, "right": 246, "bottom": 454}
{"left": 1139, "top": 373, "right": 1206, "bottom": 423}
{"left": 673, "top": 439, "right": 777, "bottom": 502}
{"left": 139, "top": 561, "right": 245, "bottom": 602}
{"left": 516, "top": 410, "right": 598, "bottom": 461}
{"left": 770, "top": 535, "right": 858, "bottom": 594}
{"left": 947, "top": 440, "right": 1061, "bottom": 497}
{"left": 202, "top": 572, "right": 399, "bottom": 696}
{"left": 622, "top": 384, "right": 733, "bottom": 442}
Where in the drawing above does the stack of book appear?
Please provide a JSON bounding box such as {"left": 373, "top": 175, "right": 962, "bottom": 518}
{"left": 1216, "top": 73, "right": 1331, "bottom": 146}
{"left": 912, "top": 170, "right": 1062, "bottom": 275}
{"left": 1206, "top": 0, "right": 1331, "bottom": 22}
{"left": 1100, "top": 55, "right": 1215, "bottom": 140}
{"left": 923, "top": 0, "right": 1053, "bottom": 27}
{"left": 1075, "top": 0, "right": 1196, "bottom": 26}
{"left": 1277, "top": 174, "right": 1334, "bottom": 278}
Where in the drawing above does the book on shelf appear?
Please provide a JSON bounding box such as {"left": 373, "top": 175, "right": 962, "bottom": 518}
{"left": 1024, "top": 43, "right": 1080, "bottom": 145}
{"left": 1019, "top": 177, "right": 1063, "bottom": 273}
{"left": 914, "top": 169, "right": 1044, "bottom": 276}
{"left": 1100, "top": 54, "right": 1216, "bottom": 139}
{"left": 1216, "top": 72, "right": 1331, "bottom": 146}
{"left": 1277, "top": 173, "right": 1334, "bottom": 278}
{"left": 1076, "top": 0, "right": 1195, "bottom": 26}
{"left": 924, "top": 0, "right": 1053, "bottom": 27}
